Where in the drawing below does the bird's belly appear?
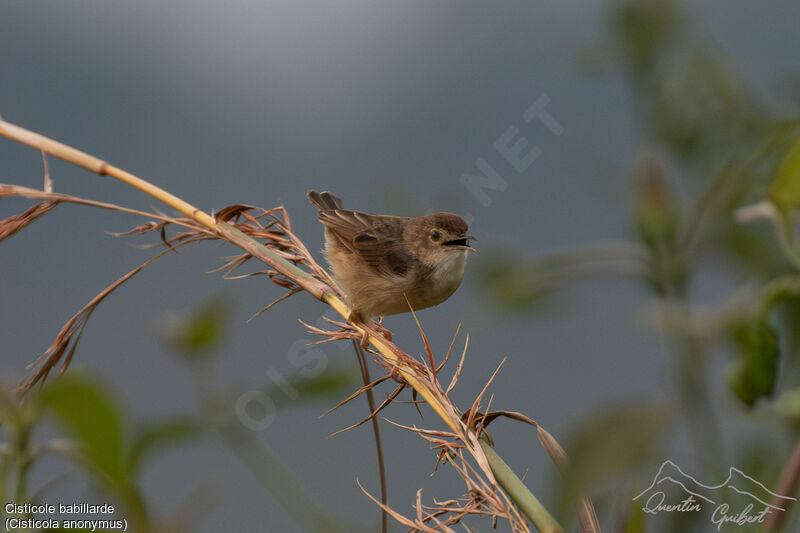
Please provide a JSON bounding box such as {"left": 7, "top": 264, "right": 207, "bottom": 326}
{"left": 364, "top": 283, "right": 459, "bottom": 317}
{"left": 336, "top": 251, "right": 467, "bottom": 318}
{"left": 387, "top": 251, "right": 467, "bottom": 315}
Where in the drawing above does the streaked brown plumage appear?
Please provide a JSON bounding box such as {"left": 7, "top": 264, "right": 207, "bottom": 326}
{"left": 308, "top": 191, "right": 474, "bottom": 320}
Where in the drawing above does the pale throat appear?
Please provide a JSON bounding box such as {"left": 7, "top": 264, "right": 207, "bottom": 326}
{"left": 431, "top": 250, "right": 468, "bottom": 288}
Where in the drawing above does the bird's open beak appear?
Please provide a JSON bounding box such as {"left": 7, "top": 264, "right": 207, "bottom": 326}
{"left": 444, "top": 235, "right": 476, "bottom": 252}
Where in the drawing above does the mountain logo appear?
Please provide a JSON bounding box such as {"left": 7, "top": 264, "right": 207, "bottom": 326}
{"left": 633, "top": 460, "right": 795, "bottom": 529}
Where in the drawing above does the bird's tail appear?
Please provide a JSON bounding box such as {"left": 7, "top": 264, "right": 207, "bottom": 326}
{"left": 307, "top": 190, "right": 343, "bottom": 212}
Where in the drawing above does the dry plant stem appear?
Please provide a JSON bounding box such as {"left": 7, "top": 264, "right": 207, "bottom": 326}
{"left": 0, "top": 185, "right": 216, "bottom": 236}
{"left": 0, "top": 117, "right": 562, "bottom": 533}
{"left": 323, "top": 276, "right": 561, "bottom": 533}
{"left": 765, "top": 437, "right": 800, "bottom": 532}
{"left": 352, "top": 340, "right": 388, "bottom": 533}
{"left": 0, "top": 121, "right": 216, "bottom": 229}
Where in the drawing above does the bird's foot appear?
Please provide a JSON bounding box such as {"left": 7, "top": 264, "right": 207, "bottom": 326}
{"left": 346, "top": 310, "right": 372, "bottom": 349}
{"left": 372, "top": 317, "right": 393, "bottom": 342}
{"left": 358, "top": 329, "right": 370, "bottom": 349}
{"left": 389, "top": 366, "right": 407, "bottom": 385}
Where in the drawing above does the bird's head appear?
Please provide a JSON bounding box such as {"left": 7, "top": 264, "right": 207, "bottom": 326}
{"left": 406, "top": 213, "right": 475, "bottom": 264}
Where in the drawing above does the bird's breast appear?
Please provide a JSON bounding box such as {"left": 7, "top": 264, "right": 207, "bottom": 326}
{"left": 409, "top": 250, "right": 467, "bottom": 308}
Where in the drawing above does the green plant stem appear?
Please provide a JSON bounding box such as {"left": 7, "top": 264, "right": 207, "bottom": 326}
{"left": 0, "top": 448, "right": 8, "bottom": 513}
{"left": 649, "top": 232, "right": 724, "bottom": 477}
{"left": 193, "top": 378, "right": 348, "bottom": 533}
{"left": 479, "top": 438, "right": 564, "bottom": 533}
{"left": 672, "top": 336, "right": 723, "bottom": 478}
{"left": 120, "top": 486, "right": 151, "bottom": 533}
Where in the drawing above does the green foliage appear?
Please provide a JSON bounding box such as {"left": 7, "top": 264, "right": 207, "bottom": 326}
{"left": 163, "top": 297, "right": 229, "bottom": 358}
{"left": 476, "top": 255, "right": 552, "bottom": 313}
{"left": 633, "top": 156, "right": 680, "bottom": 251}
{"left": 725, "top": 319, "right": 779, "bottom": 407}
{"left": 611, "top": 0, "right": 679, "bottom": 73}
{"left": 768, "top": 136, "right": 800, "bottom": 217}
{"left": 558, "top": 405, "right": 669, "bottom": 520}
{"left": 775, "top": 387, "right": 800, "bottom": 427}
{"left": 632, "top": 154, "right": 686, "bottom": 295}
{"left": 40, "top": 376, "right": 129, "bottom": 489}
{"left": 621, "top": 503, "right": 646, "bottom": 533}
{"left": 611, "top": 0, "right": 765, "bottom": 162}
{"left": 128, "top": 417, "right": 201, "bottom": 475}
{"left": 268, "top": 365, "right": 357, "bottom": 408}
{"left": 4, "top": 1, "right": 799, "bottom": 531}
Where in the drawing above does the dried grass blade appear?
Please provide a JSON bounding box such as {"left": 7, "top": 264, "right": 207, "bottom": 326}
{"left": 0, "top": 184, "right": 213, "bottom": 235}
{"left": 247, "top": 287, "right": 303, "bottom": 322}
{"left": 18, "top": 245, "right": 188, "bottom": 393}
{"left": 160, "top": 225, "right": 178, "bottom": 253}
{"left": 405, "top": 296, "right": 435, "bottom": 370}
{"left": 436, "top": 323, "right": 462, "bottom": 375}
{"left": 319, "top": 375, "right": 392, "bottom": 418}
{"left": 536, "top": 426, "right": 601, "bottom": 533}
{"left": 383, "top": 419, "right": 457, "bottom": 439}
{"left": 109, "top": 220, "right": 167, "bottom": 237}
{"left": 208, "top": 254, "right": 251, "bottom": 275}
{"left": 476, "top": 410, "right": 539, "bottom": 430}
{"left": 412, "top": 388, "right": 423, "bottom": 419}
{"left": 356, "top": 479, "right": 443, "bottom": 533}
{"left": 214, "top": 204, "right": 263, "bottom": 223}
{"left": 445, "top": 334, "right": 469, "bottom": 395}
{"left": 466, "top": 358, "right": 505, "bottom": 430}
{"left": 0, "top": 200, "right": 60, "bottom": 242}
{"left": 226, "top": 269, "right": 272, "bottom": 281}
{"left": 328, "top": 384, "right": 403, "bottom": 437}
{"left": 41, "top": 150, "right": 53, "bottom": 192}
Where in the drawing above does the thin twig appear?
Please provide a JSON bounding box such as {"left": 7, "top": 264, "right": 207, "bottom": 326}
{"left": 765, "top": 437, "right": 800, "bottom": 532}
{"left": 352, "top": 339, "right": 388, "bottom": 533}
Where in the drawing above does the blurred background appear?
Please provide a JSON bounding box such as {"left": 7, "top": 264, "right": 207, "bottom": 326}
{"left": 2, "top": 0, "right": 800, "bottom": 531}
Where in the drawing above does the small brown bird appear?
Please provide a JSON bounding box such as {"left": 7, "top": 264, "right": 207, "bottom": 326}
{"left": 308, "top": 191, "right": 474, "bottom": 321}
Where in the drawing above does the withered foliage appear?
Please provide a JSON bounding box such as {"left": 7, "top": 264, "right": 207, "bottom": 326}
{"left": 2, "top": 181, "right": 596, "bottom": 532}
{"left": 2, "top": 187, "right": 331, "bottom": 393}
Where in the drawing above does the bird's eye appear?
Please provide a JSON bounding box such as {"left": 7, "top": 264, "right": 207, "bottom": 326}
{"left": 430, "top": 230, "right": 441, "bottom": 242}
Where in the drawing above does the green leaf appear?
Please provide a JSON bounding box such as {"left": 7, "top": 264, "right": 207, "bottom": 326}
{"left": 768, "top": 136, "right": 800, "bottom": 215}
{"left": 164, "top": 298, "right": 228, "bottom": 357}
{"left": 558, "top": 404, "right": 669, "bottom": 521}
{"left": 633, "top": 153, "right": 680, "bottom": 251}
{"left": 762, "top": 275, "right": 800, "bottom": 312}
{"left": 621, "top": 502, "right": 646, "bottom": 533}
{"left": 40, "top": 376, "right": 128, "bottom": 488}
{"left": 269, "top": 365, "right": 357, "bottom": 408}
{"left": 476, "top": 255, "right": 555, "bottom": 313}
{"left": 128, "top": 417, "right": 201, "bottom": 474}
{"left": 286, "top": 367, "right": 354, "bottom": 398}
{"left": 612, "top": 0, "right": 679, "bottom": 72}
{"left": 725, "top": 319, "right": 779, "bottom": 406}
{"left": 726, "top": 319, "right": 780, "bottom": 406}
{"left": 774, "top": 387, "right": 800, "bottom": 426}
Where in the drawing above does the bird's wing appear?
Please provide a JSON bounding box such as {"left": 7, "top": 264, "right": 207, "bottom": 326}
{"left": 317, "top": 210, "right": 414, "bottom": 276}
{"left": 308, "top": 190, "right": 343, "bottom": 211}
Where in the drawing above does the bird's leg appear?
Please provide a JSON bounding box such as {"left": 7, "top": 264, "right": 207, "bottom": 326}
{"left": 373, "top": 317, "right": 392, "bottom": 342}
{"left": 389, "top": 366, "right": 407, "bottom": 384}
{"left": 348, "top": 309, "right": 372, "bottom": 349}
{"left": 359, "top": 329, "right": 370, "bottom": 349}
